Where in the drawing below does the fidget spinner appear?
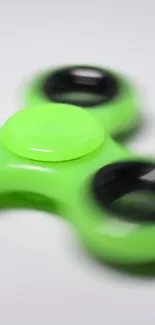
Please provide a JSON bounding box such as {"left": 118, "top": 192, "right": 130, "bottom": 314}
{"left": 25, "top": 65, "right": 139, "bottom": 137}
{"left": 1, "top": 64, "right": 155, "bottom": 266}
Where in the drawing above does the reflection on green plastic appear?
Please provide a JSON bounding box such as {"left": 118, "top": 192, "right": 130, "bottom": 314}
{"left": 0, "top": 102, "right": 154, "bottom": 266}
{"left": 23, "top": 65, "right": 139, "bottom": 137}
{"left": 2, "top": 103, "right": 103, "bottom": 162}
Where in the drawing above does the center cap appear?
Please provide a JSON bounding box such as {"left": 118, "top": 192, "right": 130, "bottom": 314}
{"left": 2, "top": 103, "right": 104, "bottom": 162}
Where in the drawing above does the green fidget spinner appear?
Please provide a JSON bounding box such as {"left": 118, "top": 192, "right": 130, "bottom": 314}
{"left": 24, "top": 65, "right": 139, "bottom": 137}
{"left": 1, "top": 100, "right": 155, "bottom": 265}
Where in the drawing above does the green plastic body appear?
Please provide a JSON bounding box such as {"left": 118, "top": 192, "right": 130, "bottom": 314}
{"left": 0, "top": 103, "right": 152, "bottom": 265}
{"left": 24, "top": 65, "right": 139, "bottom": 137}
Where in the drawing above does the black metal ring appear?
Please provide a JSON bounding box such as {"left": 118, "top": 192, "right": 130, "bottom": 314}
{"left": 92, "top": 161, "right": 155, "bottom": 222}
{"left": 42, "top": 65, "right": 119, "bottom": 107}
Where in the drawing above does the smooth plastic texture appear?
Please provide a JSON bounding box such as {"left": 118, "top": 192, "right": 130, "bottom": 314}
{"left": 93, "top": 160, "right": 155, "bottom": 222}
{"left": 2, "top": 103, "right": 103, "bottom": 162}
{"left": 1, "top": 103, "right": 155, "bottom": 265}
{"left": 24, "top": 65, "right": 139, "bottom": 137}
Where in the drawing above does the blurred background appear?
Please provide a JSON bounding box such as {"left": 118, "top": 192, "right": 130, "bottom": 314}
{"left": 0, "top": 0, "right": 155, "bottom": 324}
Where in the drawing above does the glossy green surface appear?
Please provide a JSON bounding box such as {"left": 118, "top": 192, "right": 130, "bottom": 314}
{"left": 24, "top": 65, "right": 139, "bottom": 137}
{"left": 2, "top": 103, "right": 103, "bottom": 162}
{"left": 0, "top": 103, "right": 154, "bottom": 265}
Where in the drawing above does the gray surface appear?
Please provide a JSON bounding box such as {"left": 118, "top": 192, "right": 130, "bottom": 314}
{"left": 0, "top": 0, "right": 155, "bottom": 323}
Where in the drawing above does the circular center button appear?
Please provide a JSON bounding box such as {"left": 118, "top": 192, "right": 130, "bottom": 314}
{"left": 2, "top": 103, "right": 104, "bottom": 162}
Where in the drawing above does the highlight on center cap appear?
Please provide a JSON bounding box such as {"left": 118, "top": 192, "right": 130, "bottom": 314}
{"left": 2, "top": 103, "right": 104, "bottom": 162}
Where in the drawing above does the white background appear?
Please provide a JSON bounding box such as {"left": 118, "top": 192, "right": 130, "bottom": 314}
{"left": 0, "top": 0, "right": 155, "bottom": 324}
